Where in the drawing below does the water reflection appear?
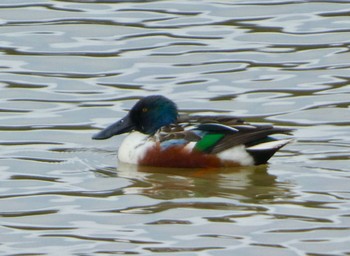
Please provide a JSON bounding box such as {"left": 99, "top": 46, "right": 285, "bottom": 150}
{"left": 107, "top": 163, "right": 294, "bottom": 203}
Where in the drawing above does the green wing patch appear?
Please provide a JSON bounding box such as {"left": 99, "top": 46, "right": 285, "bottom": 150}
{"left": 194, "top": 133, "right": 225, "bottom": 153}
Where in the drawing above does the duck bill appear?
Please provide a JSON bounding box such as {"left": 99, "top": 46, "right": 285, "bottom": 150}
{"left": 92, "top": 114, "right": 135, "bottom": 140}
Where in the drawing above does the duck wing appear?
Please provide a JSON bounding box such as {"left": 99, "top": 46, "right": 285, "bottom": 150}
{"left": 177, "top": 114, "right": 293, "bottom": 154}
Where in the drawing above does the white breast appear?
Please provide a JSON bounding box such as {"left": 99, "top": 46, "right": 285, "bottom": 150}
{"left": 117, "top": 132, "right": 154, "bottom": 164}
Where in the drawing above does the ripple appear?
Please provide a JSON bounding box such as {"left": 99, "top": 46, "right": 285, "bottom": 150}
{"left": 1, "top": 0, "right": 350, "bottom": 255}
{"left": 0, "top": 209, "right": 58, "bottom": 218}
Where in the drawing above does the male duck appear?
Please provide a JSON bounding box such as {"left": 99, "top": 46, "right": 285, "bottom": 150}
{"left": 93, "top": 95, "right": 293, "bottom": 168}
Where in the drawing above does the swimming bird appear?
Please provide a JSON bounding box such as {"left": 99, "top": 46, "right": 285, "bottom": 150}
{"left": 92, "top": 95, "right": 293, "bottom": 168}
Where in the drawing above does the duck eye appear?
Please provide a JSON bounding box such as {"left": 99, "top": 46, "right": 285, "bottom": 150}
{"left": 142, "top": 107, "right": 148, "bottom": 113}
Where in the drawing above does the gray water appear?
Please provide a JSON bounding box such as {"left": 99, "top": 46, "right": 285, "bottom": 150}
{"left": 1, "top": 0, "right": 350, "bottom": 255}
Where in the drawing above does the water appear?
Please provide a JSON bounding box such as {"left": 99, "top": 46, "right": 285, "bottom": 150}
{"left": 1, "top": 0, "right": 350, "bottom": 255}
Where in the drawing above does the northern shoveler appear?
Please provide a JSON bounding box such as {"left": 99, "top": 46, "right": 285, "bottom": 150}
{"left": 92, "top": 95, "right": 293, "bottom": 168}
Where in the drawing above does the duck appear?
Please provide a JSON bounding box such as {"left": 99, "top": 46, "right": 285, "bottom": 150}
{"left": 92, "top": 95, "right": 293, "bottom": 168}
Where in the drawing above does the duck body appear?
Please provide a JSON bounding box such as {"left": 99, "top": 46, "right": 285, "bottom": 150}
{"left": 93, "top": 95, "right": 293, "bottom": 168}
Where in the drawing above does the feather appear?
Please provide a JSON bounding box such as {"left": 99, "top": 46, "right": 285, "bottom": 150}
{"left": 157, "top": 115, "right": 293, "bottom": 157}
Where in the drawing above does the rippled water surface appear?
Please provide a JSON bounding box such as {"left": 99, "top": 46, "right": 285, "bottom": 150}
{"left": 1, "top": 0, "right": 350, "bottom": 255}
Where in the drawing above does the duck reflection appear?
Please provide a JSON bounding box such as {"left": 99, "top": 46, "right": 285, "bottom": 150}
{"left": 114, "top": 162, "right": 293, "bottom": 203}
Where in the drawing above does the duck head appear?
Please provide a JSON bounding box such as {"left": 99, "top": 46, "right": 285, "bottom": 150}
{"left": 92, "top": 95, "right": 178, "bottom": 139}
